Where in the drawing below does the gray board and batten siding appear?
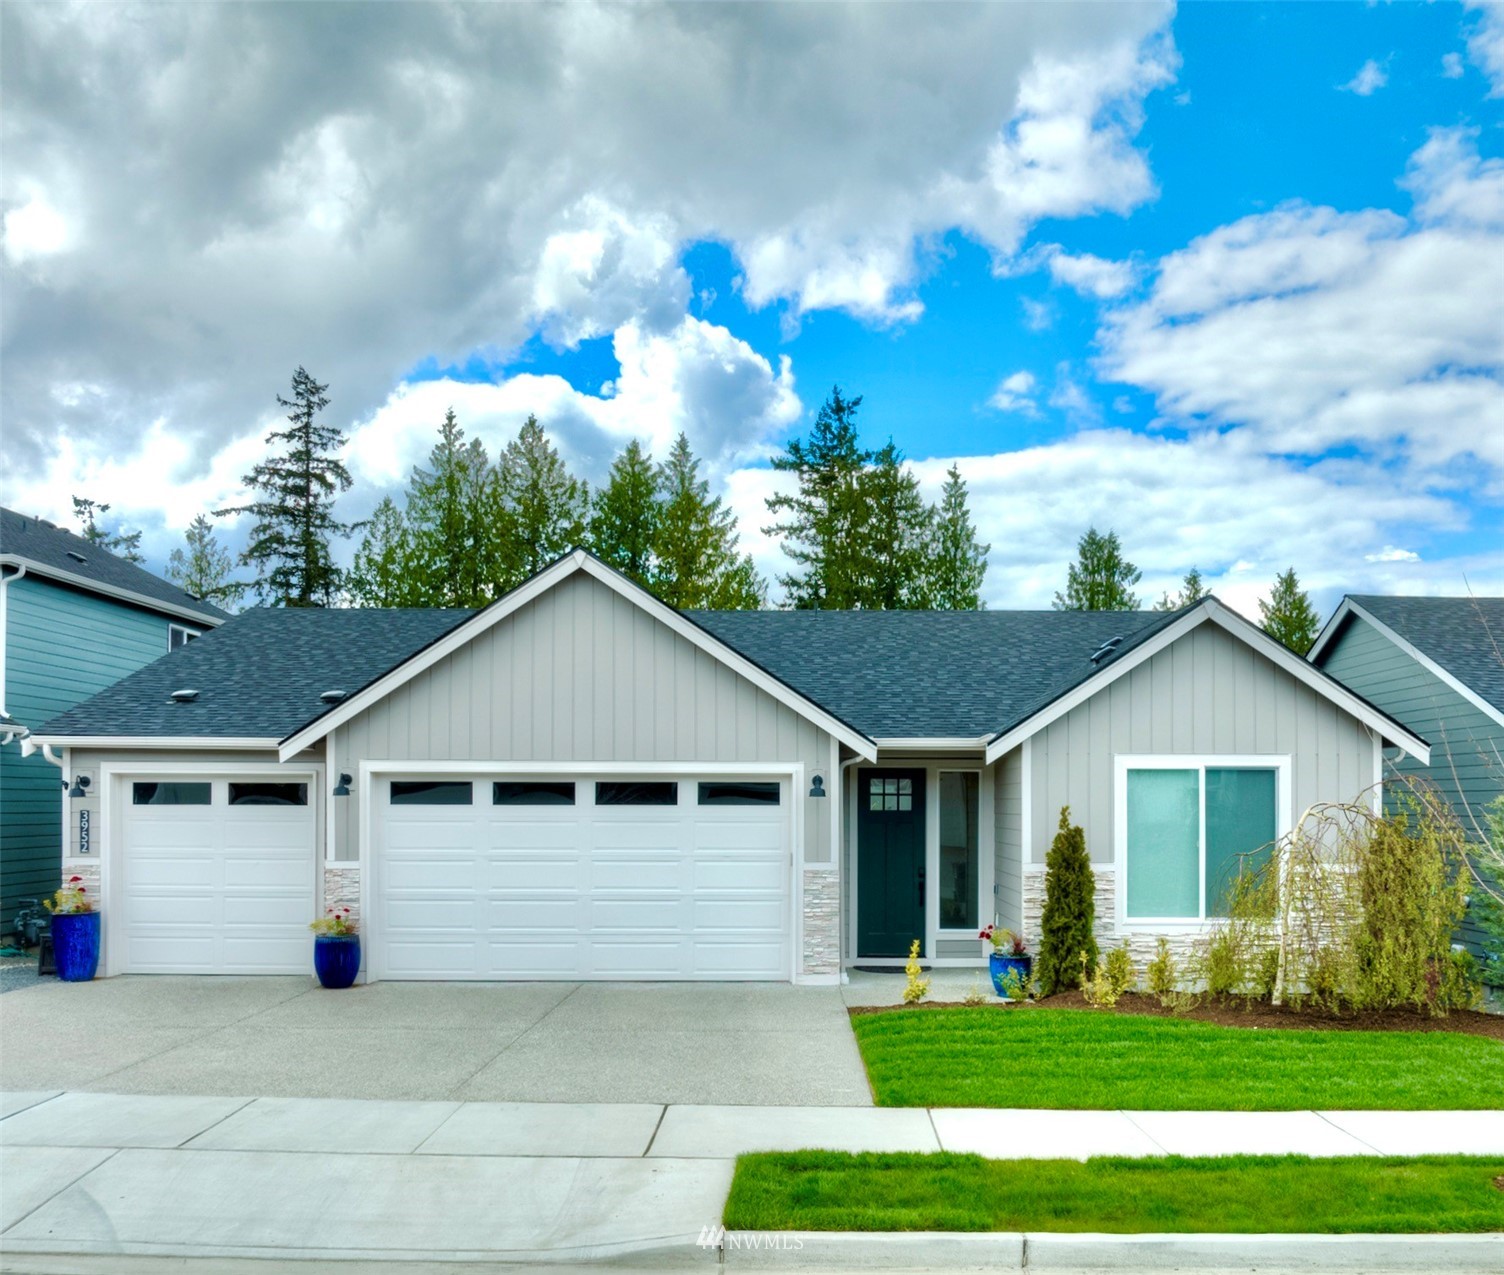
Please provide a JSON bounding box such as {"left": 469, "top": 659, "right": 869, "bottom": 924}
{"left": 332, "top": 569, "right": 837, "bottom": 863}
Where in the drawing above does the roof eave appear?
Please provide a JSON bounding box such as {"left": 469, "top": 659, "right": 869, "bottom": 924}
{"left": 0, "top": 554, "right": 227, "bottom": 627}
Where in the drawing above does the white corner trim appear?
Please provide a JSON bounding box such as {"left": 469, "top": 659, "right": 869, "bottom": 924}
{"left": 0, "top": 553, "right": 226, "bottom": 628}
{"left": 278, "top": 551, "right": 877, "bottom": 763}
{"left": 1313, "top": 598, "right": 1504, "bottom": 735}
{"left": 1020, "top": 736, "right": 1033, "bottom": 875}
{"left": 983, "top": 600, "right": 1431, "bottom": 766}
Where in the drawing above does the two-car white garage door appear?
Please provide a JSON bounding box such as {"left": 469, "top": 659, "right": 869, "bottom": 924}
{"left": 374, "top": 775, "right": 792, "bottom": 981}
{"left": 114, "top": 771, "right": 793, "bottom": 981}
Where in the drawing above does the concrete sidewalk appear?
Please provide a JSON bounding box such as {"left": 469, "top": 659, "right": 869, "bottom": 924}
{"left": 2, "top": 1091, "right": 1502, "bottom": 1269}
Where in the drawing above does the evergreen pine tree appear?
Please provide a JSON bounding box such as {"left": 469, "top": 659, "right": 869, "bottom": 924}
{"left": 218, "top": 367, "right": 357, "bottom": 607}
{"left": 590, "top": 439, "right": 660, "bottom": 588}
{"left": 347, "top": 497, "right": 424, "bottom": 607}
{"left": 1153, "top": 567, "right": 1208, "bottom": 612}
{"left": 72, "top": 496, "right": 144, "bottom": 563}
{"left": 764, "top": 385, "right": 870, "bottom": 608}
{"left": 653, "top": 434, "right": 765, "bottom": 609}
{"left": 405, "top": 408, "right": 499, "bottom": 606}
{"left": 1053, "top": 526, "right": 1141, "bottom": 611}
{"left": 1035, "top": 807, "right": 1099, "bottom": 996}
{"left": 493, "top": 415, "right": 588, "bottom": 587}
{"left": 165, "top": 514, "right": 247, "bottom": 608}
{"left": 927, "top": 463, "right": 989, "bottom": 609}
{"left": 854, "top": 440, "right": 933, "bottom": 609}
{"left": 1259, "top": 566, "right": 1322, "bottom": 652}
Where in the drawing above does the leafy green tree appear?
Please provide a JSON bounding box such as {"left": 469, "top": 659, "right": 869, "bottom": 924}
{"left": 653, "top": 434, "right": 765, "bottom": 609}
{"left": 927, "top": 463, "right": 989, "bottom": 609}
{"left": 218, "top": 367, "right": 357, "bottom": 607}
{"left": 72, "top": 496, "right": 143, "bottom": 564}
{"left": 1053, "top": 526, "right": 1141, "bottom": 611}
{"left": 1153, "top": 567, "right": 1209, "bottom": 612}
{"left": 590, "top": 439, "right": 660, "bottom": 588}
{"left": 165, "top": 514, "right": 247, "bottom": 609}
{"left": 765, "top": 385, "right": 870, "bottom": 608}
{"left": 1259, "top": 567, "right": 1321, "bottom": 652}
{"left": 854, "top": 440, "right": 933, "bottom": 609}
{"left": 1035, "top": 807, "right": 1099, "bottom": 996}
{"left": 347, "top": 497, "right": 424, "bottom": 607}
{"left": 493, "top": 415, "right": 588, "bottom": 587}
{"left": 405, "top": 408, "right": 499, "bottom": 606}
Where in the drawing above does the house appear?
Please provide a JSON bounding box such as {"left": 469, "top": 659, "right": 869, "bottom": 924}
{"left": 1309, "top": 594, "right": 1504, "bottom": 976}
{"left": 26, "top": 550, "right": 1426, "bottom": 982}
{"left": 0, "top": 507, "right": 228, "bottom": 932}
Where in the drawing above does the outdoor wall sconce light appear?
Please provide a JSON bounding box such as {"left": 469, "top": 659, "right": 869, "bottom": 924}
{"left": 65, "top": 775, "right": 91, "bottom": 799}
{"left": 332, "top": 773, "right": 352, "bottom": 797}
{"left": 809, "top": 774, "right": 826, "bottom": 798}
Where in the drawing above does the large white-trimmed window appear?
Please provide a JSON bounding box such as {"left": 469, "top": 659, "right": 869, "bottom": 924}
{"left": 1117, "top": 756, "right": 1289, "bottom": 923}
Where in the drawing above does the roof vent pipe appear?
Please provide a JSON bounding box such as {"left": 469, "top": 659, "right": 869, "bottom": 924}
{"left": 319, "top": 689, "right": 347, "bottom": 704}
{"left": 169, "top": 688, "right": 200, "bottom": 703}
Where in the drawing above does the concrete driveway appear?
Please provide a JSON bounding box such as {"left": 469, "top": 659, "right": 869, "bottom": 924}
{"left": 0, "top": 976, "right": 873, "bottom": 1106}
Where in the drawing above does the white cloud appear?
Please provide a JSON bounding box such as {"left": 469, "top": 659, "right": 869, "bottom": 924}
{"left": 1101, "top": 129, "right": 1504, "bottom": 483}
{"left": 989, "top": 370, "right": 1039, "bottom": 414}
{"left": 1340, "top": 58, "right": 1389, "bottom": 96}
{"left": 1044, "top": 248, "right": 1137, "bottom": 299}
{"left": 1466, "top": 0, "right": 1504, "bottom": 94}
{"left": 1365, "top": 546, "right": 1421, "bottom": 563}
{"left": 1442, "top": 51, "right": 1466, "bottom": 79}
{"left": 1047, "top": 368, "right": 1101, "bottom": 426}
{"left": 2, "top": 196, "right": 70, "bottom": 264}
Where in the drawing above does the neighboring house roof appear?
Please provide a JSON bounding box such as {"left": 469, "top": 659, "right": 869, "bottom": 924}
{"left": 688, "top": 606, "right": 1175, "bottom": 741}
{"left": 30, "top": 551, "right": 1430, "bottom": 763}
{"left": 1309, "top": 594, "right": 1504, "bottom": 730}
{"left": 34, "top": 607, "right": 473, "bottom": 742}
{"left": 0, "top": 506, "right": 229, "bottom": 627}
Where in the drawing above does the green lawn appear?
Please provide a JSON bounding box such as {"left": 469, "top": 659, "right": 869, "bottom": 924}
{"left": 724, "top": 1152, "right": 1504, "bottom": 1233}
{"left": 851, "top": 1008, "right": 1504, "bottom": 1109}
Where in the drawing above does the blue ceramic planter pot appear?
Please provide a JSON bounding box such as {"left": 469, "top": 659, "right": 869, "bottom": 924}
{"left": 989, "top": 951, "right": 1031, "bottom": 998}
{"left": 313, "top": 935, "right": 361, "bottom": 989}
{"left": 52, "top": 911, "right": 101, "bottom": 982}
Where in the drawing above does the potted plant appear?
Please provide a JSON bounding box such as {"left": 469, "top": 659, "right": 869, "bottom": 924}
{"left": 310, "top": 907, "right": 360, "bottom": 989}
{"left": 45, "top": 875, "right": 100, "bottom": 982}
{"left": 979, "top": 925, "right": 1032, "bottom": 999}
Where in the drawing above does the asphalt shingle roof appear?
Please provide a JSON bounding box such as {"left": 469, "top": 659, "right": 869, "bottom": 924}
{"left": 38, "top": 595, "right": 1187, "bottom": 744}
{"left": 1, "top": 506, "right": 229, "bottom": 625}
{"left": 687, "top": 606, "right": 1181, "bottom": 739}
{"left": 1349, "top": 594, "right": 1504, "bottom": 717}
{"left": 37, "top": 607, "right": 474, "bottom": 739}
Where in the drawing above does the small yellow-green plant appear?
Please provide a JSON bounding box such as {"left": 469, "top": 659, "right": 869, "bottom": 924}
{"left": 1146, "top": 936, "right": 1196, "bottom": 1011}
{"left": 1080, "top": 950, "right": 1121, "bottom": 1008}
{"left": 1104, "top": 942, "right": 1134, "bottom": 996}
{"left": 963, "top": 979, "right": 986, "bottom": 1007}
{"left": 903, "top": 939, "right": 930, "bottom": 1004}
{"left": 997, "top": 966, "right": 1032, "bottom": 1001}
{"left": 43, "top": 875, "right": 93, "bottom": 915}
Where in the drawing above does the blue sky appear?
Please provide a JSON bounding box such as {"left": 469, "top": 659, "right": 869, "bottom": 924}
{"left": 4, "top": 1, "right": 1502, "bottom": 615}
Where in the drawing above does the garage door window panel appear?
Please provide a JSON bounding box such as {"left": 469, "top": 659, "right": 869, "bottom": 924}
{"left": 390, "top": 781, "right": 473, "bottom": 805}
{"left": 493, "top": 781, "right": 576, "bottom": 806}
{"left": 595, "top": 781, "right": 678, "bottom": 806}
{"left": 228, "top": 782, "right": 308, "bottom": 806}
{"left": 132, "top": 782, "right": 212, "bottom": 806}
{"left": 698, "top": 781, "right": 781, "bottom": 806}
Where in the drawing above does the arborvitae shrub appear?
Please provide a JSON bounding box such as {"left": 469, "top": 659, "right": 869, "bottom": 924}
{"left": 1036, "top": 806, "right": 1098, "bottom": 996}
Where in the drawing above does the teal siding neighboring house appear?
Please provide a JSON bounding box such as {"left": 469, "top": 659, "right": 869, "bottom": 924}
{"left": 0, "top": 508, "right": 226, "bottom": 932}
{"left": 1311, "top": 595, "right": 1504, "bottom": 979}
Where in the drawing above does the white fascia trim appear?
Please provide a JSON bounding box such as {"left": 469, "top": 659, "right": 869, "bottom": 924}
{"left": 278, "top": 551, "right": 878, "bottom": 763}
{"left": 872, "top": 737, "right": 991, "bottom": 751}
{"left": 0, "top": 554, "right": 225, "bottom": 628}
{"left": 28, "top": 736, "right": 282, "bottom": 750}
{"left": 1312, "top": 599, "right": 1504, "bottom": 735}
{"left": 983, "top": 601, "right": 1431, "bottom": 766}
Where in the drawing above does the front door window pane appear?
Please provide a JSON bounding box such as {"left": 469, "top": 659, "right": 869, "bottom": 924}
{"left": 1126, "top": 768, "right": 1200, "bottom": 918}
{"left": 938, "top": 772, "right": 979, "bottom": 929}
{"left": 1205, "top": 768, "right": 1277, "bottom": 915}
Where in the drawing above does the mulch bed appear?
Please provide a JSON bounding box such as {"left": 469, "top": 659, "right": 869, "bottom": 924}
{"left": 849, "top": 990, "right": 1504, "bottom": 1041}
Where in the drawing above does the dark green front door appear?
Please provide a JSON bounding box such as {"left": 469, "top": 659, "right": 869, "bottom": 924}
{"left": 857, "top": 768, "right": 926, "bottom": 958}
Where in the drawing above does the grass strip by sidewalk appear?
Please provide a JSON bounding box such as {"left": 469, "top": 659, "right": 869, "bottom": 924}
{"left": 724, "top": 1152, "right": 1504, "bottom": 1233}
{"left": 851, "top": 1008, "right": 1504, "bottom": 1109}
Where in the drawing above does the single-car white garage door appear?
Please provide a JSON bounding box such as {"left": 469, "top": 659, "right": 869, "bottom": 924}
{"left": 117, "top": 776, "right": 317, "bottom": 974}
{"left": 375, "top": 774, "right": 792, "bottom": 981}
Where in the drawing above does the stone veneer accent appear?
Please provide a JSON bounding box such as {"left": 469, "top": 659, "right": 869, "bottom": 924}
{"left": 62, "top": 861, "right": 101, "bottom": 907}
{"left": 1021, "top": 865, "right": 1206, "bottom": 979}
{"left": 323, "top": 864, "right": 361, "bottom": 930}
{"left": 802, "top": 869, "right": 840, "bottom": 976}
